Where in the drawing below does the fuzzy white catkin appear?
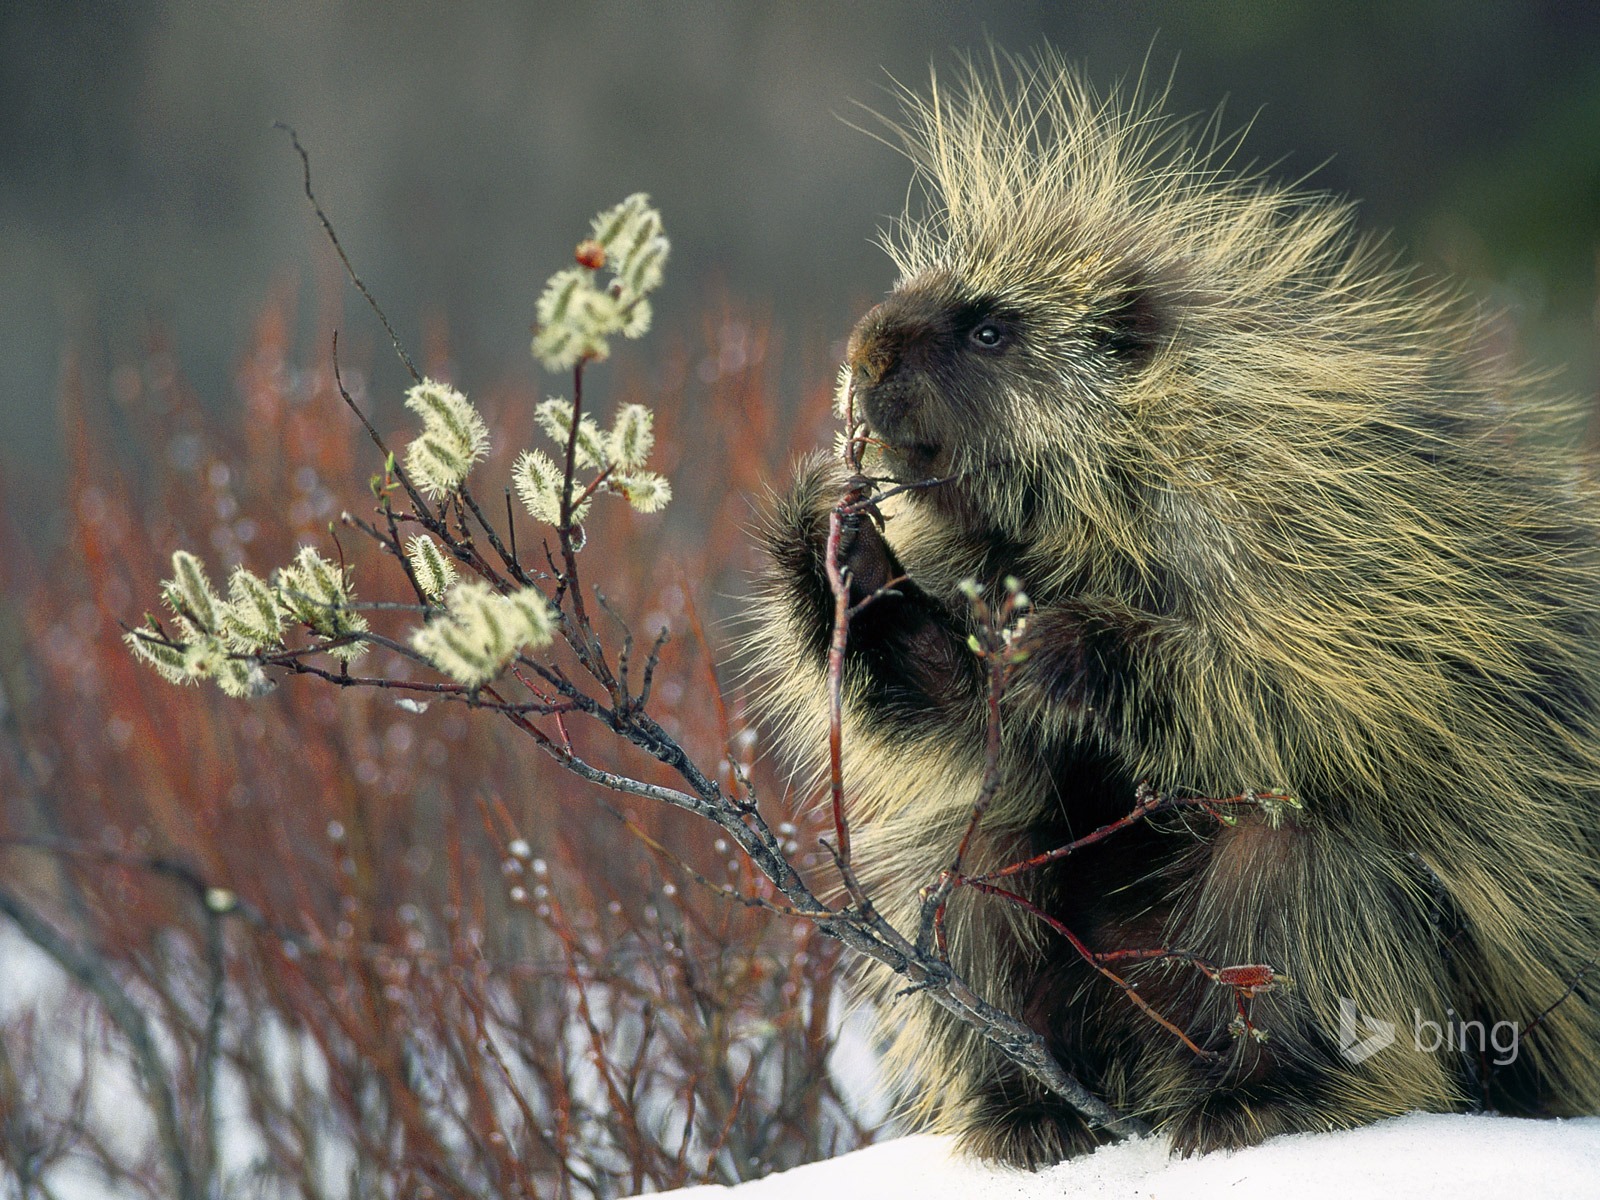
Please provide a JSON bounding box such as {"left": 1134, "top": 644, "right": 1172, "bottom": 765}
{"left": 410, "top": 580, "right": 557, "bottom": 688}
{"left": 166, "top": 549, "right": 222, "bottom": 632}
{"left": 215, "top": 657, "right": 273, "bottom": 699}
{"left": 535, "top": 398, "right": 607, "bottom": 469}
{"left": 403, "top": 378, "right": 490, "bottom": 499}
{"left": 531, "top": 194, "right": 669, "bottom": 371}
{"left": 521, "top": 195, "right": 674, "bottom": 519}
{"left": 405, "top": 534, "right": 458, "bottom": 600}
{"left": 277, "top": 546, "right": 369, "bottom": 661}
{"left": 608, "top": 404, "right": 655, "bottom": 469}
{"left": 513, "top": 449, "right": 582, "bottom": 526}
{"left": 124, "top": 627, "right": 194, "bottom": 685}
{"left": 223, "top": 566, "right": 284, "bottom": 652}
{"left": 129, "top": 550, "right": 287, "bottom": 693}
{"left": 614, "top": 472, "right": 672, "bottom": 513}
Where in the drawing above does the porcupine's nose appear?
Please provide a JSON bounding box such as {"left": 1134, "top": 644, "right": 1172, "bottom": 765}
{"left": 846, "top": 303, "right": 919, "bottom": 443}
{"left": 846, "top": 302, "right": 896, "bottom": 388}
{"left": 845, "top": 296, "right": 938, "bottom": 449}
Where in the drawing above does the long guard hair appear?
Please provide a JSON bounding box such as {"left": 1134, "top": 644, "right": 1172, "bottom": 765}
{"left": 749, "top": 50, "right": 1600, "bottom": 1164}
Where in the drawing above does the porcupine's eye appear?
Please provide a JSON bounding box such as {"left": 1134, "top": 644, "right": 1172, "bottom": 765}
{"left": 968, "top": 321, "right": 1008, "bottom": 350}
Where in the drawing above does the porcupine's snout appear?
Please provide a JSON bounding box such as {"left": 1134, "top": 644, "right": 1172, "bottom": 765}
{"left": 847, "top": 302, "right": 917, "bottom": 438}
{"left": 845, "top": 289, "right": 955, "bottom": 475}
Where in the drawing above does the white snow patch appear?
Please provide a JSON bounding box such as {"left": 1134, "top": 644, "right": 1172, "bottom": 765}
{"left": 654, "top": 1113, "right": 1600, "bottom": 1200}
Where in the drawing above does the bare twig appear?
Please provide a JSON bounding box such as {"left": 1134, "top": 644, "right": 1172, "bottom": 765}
{"left": 277, "top": 124, "right": 421, "bottom": 384}
{"left": 332, "top": 340, "right": 432, "bottom": 518}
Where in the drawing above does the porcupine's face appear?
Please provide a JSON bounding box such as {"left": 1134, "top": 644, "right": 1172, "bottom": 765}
{"left": 845, "top": 265, "right": 1163, "bottom": 539}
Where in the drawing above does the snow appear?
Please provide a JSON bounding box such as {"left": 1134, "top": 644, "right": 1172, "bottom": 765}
{"left": 658, "top": 1114, "right": 1600, "bottom": 1200}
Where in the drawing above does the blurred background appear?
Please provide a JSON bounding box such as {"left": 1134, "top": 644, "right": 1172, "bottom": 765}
{"left": 2, "top": 5, "right": 1599, "bottom": 1195}
{"left": 4, "top": 0, "right": 1599, "bottom": 532}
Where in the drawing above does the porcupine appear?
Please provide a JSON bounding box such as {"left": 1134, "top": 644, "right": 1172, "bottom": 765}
{"left": 748, "top": 53, "right": 1600, "bottom": 1167}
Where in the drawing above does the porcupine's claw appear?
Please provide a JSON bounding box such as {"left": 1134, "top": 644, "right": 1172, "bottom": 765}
{"left": 834, "top": 474, "right": 896, "bottom": 600}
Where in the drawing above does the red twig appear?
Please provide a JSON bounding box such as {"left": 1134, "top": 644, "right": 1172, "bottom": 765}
{"left": 971, "top": 785, "right": 1294, "bottom": 884}
{"left": 822, "top": 505, "right": 855, "bottom": 867}
{"left": 964, "top": 878, "right": 1217, "bottom": 1059}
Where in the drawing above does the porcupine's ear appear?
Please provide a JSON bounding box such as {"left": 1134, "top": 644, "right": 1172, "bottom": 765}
{"left": 1092, "top": 281, "right": 1164, "bottom": 368}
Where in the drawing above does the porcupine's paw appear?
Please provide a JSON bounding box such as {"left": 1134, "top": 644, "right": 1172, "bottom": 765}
{"left": 1009, "top": 602, "right": 1143, "bottom": 720}
{"left": 834, "top": 489, "right": 896, "bottom": 600}
{"left": 1163, "top": 1085, "right": 1332, "bottom": 1156}
{"left": 959, "top": 1088, "right": 1112, "bottom": 1170}
{"left": 764, "top": 453, "right": 843, "bottom": 577}
{"left": 766, "top": 457, "right": 890, "bottom": 588}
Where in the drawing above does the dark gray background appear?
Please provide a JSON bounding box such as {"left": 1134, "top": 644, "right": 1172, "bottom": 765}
{"left": 5, "top": 1, "right": 1598, "bottom": 524}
